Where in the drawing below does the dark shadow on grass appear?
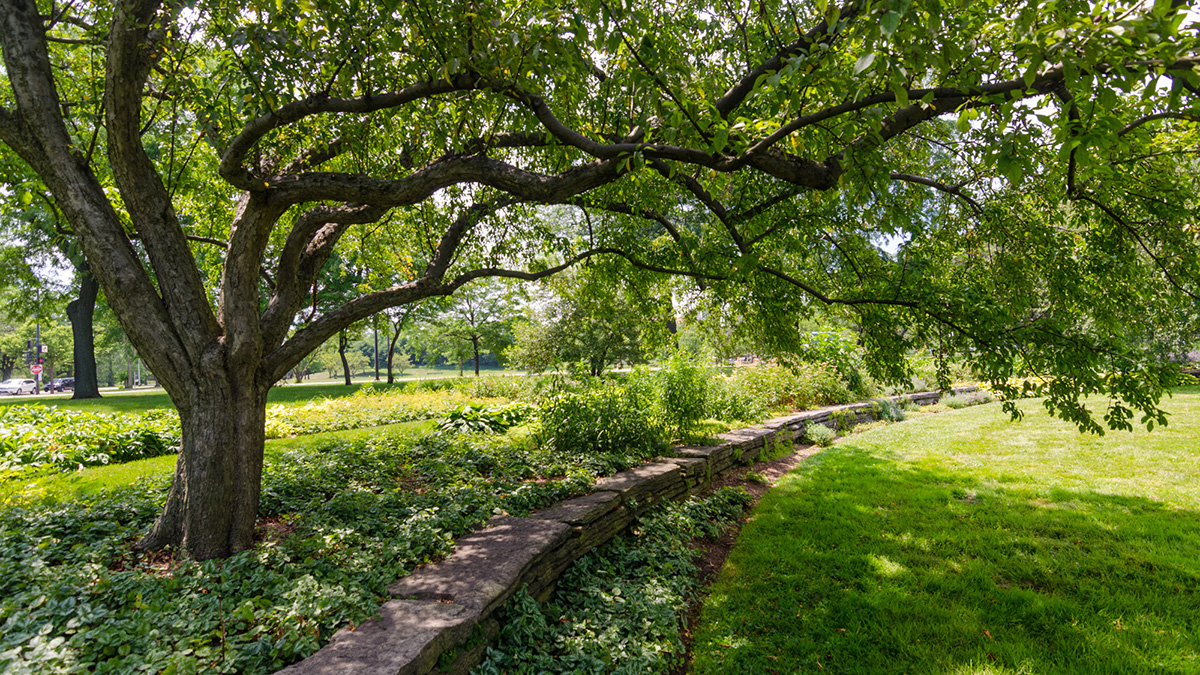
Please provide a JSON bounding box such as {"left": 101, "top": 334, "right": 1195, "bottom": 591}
{"left": 694, "top": 444, "right": 1200, "bottom": 675}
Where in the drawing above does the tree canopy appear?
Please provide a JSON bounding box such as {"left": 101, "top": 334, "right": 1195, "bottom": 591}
{"left": 1, "top": 0, "right": 1197, "bottom": 558}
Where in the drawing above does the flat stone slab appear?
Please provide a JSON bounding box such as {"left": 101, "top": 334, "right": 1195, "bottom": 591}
{"left": 388, "top": 517, "right": 570, "bottom": 616}
{"left": 674, "top": 443, "right": 731, "bottom": 460}
{"left": 715, "top": 428, "right": 770, "bottom": 449}
{"left": 593, "top": 461, "right": 682, "bottom": 499}
{"left": 528, "top": 491, "right": 620, "bottom": 526}
{"left": 278, "top": 599, "right": 478, "bottom": 675}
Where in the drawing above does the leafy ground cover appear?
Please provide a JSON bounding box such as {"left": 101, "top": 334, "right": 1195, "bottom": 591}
{"left": 0, "top": 419, "right": 648, "bottom": 674}
{"left": 474, "top": 487, "right": 752, "bottom": 675}
{"left": 689, "top": 391, "right": 1200, "bottom": 675}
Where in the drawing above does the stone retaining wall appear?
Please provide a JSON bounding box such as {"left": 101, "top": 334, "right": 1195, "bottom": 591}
{"left": 279, "top": 387, "right": 976, "bottom": 675}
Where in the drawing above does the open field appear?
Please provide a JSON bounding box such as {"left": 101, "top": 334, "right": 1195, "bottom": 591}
{"left": 690, "top": 389, "right": 1200, "bottom": 674}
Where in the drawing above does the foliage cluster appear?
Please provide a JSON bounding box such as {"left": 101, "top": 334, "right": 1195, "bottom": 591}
{"left": 474, "top": 487, "right": 752, "bottom": 675}
{"left": 0, "top": 406, "right": 180, "bottom": 479}
{"left": 731, "top": 362, "right": 856, "bottom": 412}
{"left": 0, "top": 426, "right": 600, "bottom": 675}
{"left": 804, "top": 423, "right": 838, "bottom": 447}
{"left": 437, "top": 402, "right": 534, "bottom": 434}
{"left": 538, "top": 382, "right": 667, "bottom": 474}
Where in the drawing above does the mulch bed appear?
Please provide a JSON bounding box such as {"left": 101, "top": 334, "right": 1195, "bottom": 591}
{"left": 671, "top": 442, "right": 824, "bottom": 675}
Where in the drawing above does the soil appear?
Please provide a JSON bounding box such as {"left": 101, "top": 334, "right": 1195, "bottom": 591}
{"left": 671, "top": 441, "right": 824, "bottom": 675}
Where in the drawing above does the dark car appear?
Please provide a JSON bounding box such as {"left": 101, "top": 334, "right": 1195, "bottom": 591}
{"left": 45, "top": 377, "right": 75, "bottom": 392}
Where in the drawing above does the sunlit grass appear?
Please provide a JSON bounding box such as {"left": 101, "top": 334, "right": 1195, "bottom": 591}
{"left": 690, "top": 391, "right": 1200, "bottom": 675}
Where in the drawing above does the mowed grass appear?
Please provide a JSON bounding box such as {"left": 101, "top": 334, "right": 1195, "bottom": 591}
{"left": 0, "top": 420, "right": 436, "bottom": 502}
{"left": 691, "top": 389, "right": 1200, "bottom": 675}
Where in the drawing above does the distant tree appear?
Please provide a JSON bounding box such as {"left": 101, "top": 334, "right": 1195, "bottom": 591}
{"left": 424, "top": 281, "right": 521, "bottom": 377}
{"left": 512, "top": 265, "right": 646, "bottom": 377}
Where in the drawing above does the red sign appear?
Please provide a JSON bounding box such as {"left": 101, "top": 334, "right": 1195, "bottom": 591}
{"left": 30, "top": 364, "right": 43, "bottom": 375}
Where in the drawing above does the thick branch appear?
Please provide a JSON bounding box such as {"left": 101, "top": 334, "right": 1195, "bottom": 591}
{"left": 220, "top": 74, "right": 482, "bottom": 189}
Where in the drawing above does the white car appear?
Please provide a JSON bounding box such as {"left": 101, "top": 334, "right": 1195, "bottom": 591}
{"left": 0, "top": 379, "right": 38, "bottom": 395}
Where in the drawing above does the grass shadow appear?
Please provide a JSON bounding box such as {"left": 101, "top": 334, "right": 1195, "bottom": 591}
{"left": 692, "top": 443, "right": 1200, "bottom": 674}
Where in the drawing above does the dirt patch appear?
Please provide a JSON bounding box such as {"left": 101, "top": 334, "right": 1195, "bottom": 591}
{"left": 255, "top": 515, "right": 297, "bottom": 544}
{"left": 671, "top": 442, "right": 822, "bottom": 675}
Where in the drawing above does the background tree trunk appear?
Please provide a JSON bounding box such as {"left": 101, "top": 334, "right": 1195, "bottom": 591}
{"left": 387, "top": 327, "right": 401, "bottom": 384}
{"left": 472, "top": 336, "right": 480, "bottom": 376}
{"left": 338, "top": 331, "right": 351, "bottom": 386}
{"left": 67, "top": 262, "right": 102, "bottom": 399}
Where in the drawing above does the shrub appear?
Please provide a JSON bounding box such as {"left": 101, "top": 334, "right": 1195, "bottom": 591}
{"left": 732, "top": 362, "right": 854, "bottom": 411}
{"left": 804, "top": 423, "right": 837, "bottom": 447}
{"left": 872, "top": 399, "right": 907, "bottom": 422}
{"left": 705, "top": 375, "right": 765, "bottom": 423}
{"left": 830, "top": 409, "right": 857, "bottom": 432}
{"left": 539, "top": 382, "right": 666, "bottom": 472}
{"left": 652, "top": 349, "right": 710, "bottom": 439}
{"left": 942, "top": 394, "right": 970, "bottom": 409}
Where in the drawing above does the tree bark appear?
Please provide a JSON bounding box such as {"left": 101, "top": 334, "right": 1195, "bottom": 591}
{"left": 137, "top": 373, "right": 267, "bottom": 560}
{"left": 472, "top": 336, "right": 480, "bottom": 376}
{"left": 386, "top": 325, "right": 402, "bottom": 384}
{"left": 67, "top": 261, "right": 102, "bottom": 399}
{"left": 338, "top": 330, "right": 351, "bottom": 386}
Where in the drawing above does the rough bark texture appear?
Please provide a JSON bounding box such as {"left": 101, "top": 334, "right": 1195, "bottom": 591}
{"left": 67, "top": 262, "right": 102, "bottom": 399}
{"left": 138, "top": 370, "right": 268, "bottom": 559}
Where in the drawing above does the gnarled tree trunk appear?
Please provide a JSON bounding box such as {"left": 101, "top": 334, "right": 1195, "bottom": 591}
{"left": 137, "top": 365, "right": 268, "bottom": 559}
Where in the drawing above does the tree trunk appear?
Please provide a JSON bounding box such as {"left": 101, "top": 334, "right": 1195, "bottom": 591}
{"left": 67, "top": 262, "right": 102, "bottom": 399}
{"left": 338, "top": 331, "right": 352, "bottom": 386}
{"left": 137, "top": 375, "right": 267, "bottom": 560}
{"left": 386, "top": 325, "right": 402, "bottom": 384}
{"left": 472, "top": 336, "right": 480, "bottom": 376}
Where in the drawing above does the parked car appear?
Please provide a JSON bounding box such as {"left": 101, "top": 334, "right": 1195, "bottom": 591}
{"left": 0, "top": 379, "right": 38, "bottom": 395}
{"left": 44, "top": 377, "right": 75, "bottom": 392}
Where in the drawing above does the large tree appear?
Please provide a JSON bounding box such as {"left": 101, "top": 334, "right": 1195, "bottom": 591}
{"left": 0, "top": 0, "right": 1196, "bottom": 559}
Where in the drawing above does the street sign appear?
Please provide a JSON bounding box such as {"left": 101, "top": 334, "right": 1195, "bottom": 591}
{"left": 30, "top": 364, "right": 43, "bottom": 375}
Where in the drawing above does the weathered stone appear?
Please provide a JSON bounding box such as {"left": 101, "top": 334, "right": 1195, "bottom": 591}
{"left": 277, "top": 600, "right": 479, "bottom": 675}
{"left": 715, "top": 427, "right": 770, "bottom": 450}
{"left": 593, "top": 461, "right": 685, "bottom": 503}
{"left": 388, "top": 517, "right": 569, "bottom": 616}
{"left": 671, "top": 457, "right": 709, "bottom": 486}
{"left": 528, "top": 491, "right": 620, "bottom": 526}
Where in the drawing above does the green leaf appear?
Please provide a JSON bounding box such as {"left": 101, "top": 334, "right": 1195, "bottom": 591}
{"left": 881, "top": 11, "right": 901, "bottom": 36}
{"left": 854, "top": 52, "right": 877, "bottom": 75}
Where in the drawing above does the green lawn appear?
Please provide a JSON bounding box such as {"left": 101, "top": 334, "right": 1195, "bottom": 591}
{"left": 691, "top": 390, "right": 1200, "bottom": 675}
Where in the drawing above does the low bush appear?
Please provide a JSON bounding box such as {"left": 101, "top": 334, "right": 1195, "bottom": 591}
{"left": 0, "top": 406, "right": 180, "bottom": 478}
{"left": 872, "top": 399, "right": 906, "bottom": 422}
{"left": 705, "top": 375, "right": 766, "bottom": 423}
{"left": 732, "top": 362, "right": 855, "bottom": 411}
{"left": 538, "top": 383, "right": 666, "bottom": 474}
{"left": 475, "top": 487, "right": 752, "bottom": 675}
{"left": 649, "top": 349, "right": 710, "bottom": 439}
{"left": 804, "top": 423, "right": 837, "bottom": 447}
